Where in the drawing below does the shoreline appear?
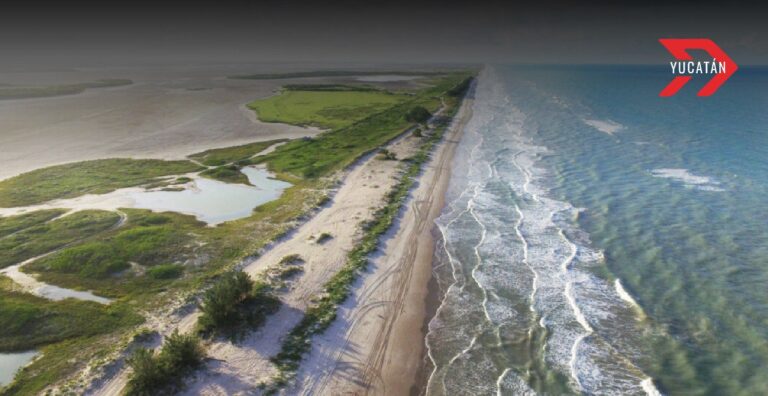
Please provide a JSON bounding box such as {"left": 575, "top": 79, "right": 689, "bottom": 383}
{"left": 381, "top": 92, "right": 473, "bottom": 395}
{"left": 289, "top": 89, "right": 474, "bottom": 395}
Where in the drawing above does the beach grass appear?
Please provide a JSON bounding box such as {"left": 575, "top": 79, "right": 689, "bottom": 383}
{"left": 0, "top": 159, "right": 203, "bottom": 207}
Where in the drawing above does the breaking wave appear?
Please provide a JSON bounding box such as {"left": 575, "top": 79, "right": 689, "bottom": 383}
{"left": 425, "top": 68, "right": 661, "bottom": 396}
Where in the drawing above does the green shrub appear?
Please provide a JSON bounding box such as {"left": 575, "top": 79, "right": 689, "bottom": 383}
{"left": 279, "top": 254, "right": 304, "bottom": 265}
{"left": 405, "top": 106, "right": 431, "bottom": 123}
{"left": 125, "top": 330, "right": 205, "bottom": 396}
{"left": 316, "top": 233, "right": 333, "bottom": 244}
{"left": 147, "top": 264, "right": 184, "bottom": 280}
{"left": 197, "top": 271, "right": 280, "bottom": 337}
{"left": 378, "top": 149, "right": 397, "bottom": 161}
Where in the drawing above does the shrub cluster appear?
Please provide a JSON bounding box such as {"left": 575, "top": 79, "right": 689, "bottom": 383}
{"left": 404, "top": 106, "right": 432, "bottom": 123}
{"left": 125, "top": 330, "right": 205, "bottom": 396}
{"left": 197, "top": 271, "right": 280, "bottom": 338}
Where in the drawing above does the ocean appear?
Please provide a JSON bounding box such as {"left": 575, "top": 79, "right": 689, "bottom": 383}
{"left": 425, "top": 65, "right": 768, "bottom": 395}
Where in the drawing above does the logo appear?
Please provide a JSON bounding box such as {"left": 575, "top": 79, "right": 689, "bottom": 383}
{"left": 659, "top": 39, "right": 738, "bottom": 97}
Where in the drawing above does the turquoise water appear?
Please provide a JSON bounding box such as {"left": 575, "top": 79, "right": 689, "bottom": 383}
{"left": 426, "top": 66, "right": 768, "bottom": 395}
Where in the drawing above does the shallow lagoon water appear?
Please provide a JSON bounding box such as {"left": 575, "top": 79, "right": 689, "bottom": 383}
{"left": 0, "top": 166, "right": 292, "bottom": 226}
{"left": 0, "top": 351, "right": 38, "bottom": 387}
{"left": 128, "top": 166, "right": 291, "bottom": 225}
{"left": 0, "top": 259, "right": 111, "bottom": 304}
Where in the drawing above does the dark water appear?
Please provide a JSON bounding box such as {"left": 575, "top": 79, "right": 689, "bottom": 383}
{"left": 426, "top": 66, "right": 768, "bottom": 395}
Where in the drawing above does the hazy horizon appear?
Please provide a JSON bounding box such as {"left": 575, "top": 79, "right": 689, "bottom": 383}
{"left": 2, "top": 1, "right": 767, "bottom": 69}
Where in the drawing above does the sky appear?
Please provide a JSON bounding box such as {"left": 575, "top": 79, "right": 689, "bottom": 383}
{"left": 1, "top": 1, "right": 766, "bottom": 68}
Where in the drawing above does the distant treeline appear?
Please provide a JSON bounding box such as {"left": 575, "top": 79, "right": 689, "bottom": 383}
{"left": 0, "top": 79, "right": 132, "bottom": 100}
{"left": 229, "top": 70, "right": 444, "bottom": 80}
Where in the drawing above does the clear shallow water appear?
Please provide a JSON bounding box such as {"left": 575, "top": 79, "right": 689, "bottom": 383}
{"left": 427, "top": 66, "right": 768, "bottom": 395}
{"left": 129, "top": 166, "right": 291, "bottom": 225}
{"left": 0, "top": 258, "right": 111, "bottom": 304}
{"left": 0, "top": 166, "right": 292, "bottom": 226}
{"left": 0, "top": 351, "right": 38, "bottom": 386}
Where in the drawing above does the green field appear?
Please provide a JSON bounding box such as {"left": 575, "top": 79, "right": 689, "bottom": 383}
{"left": 0, "top": 159, "right": 202, "bottom": 207}
{"left": 251, "top": 74, "right": 465, "bottom": 179}
{"left": 247, "top": 90, "right": 408, "bottom": 129}
{"left": 0, "top": 210, "right": 121, "bottom": 269}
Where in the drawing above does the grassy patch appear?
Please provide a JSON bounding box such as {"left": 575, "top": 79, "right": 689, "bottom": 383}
{"left": 189, "top": 139, "right": 287, "bottom": 167}
{"left": 199, "top": 165, "right": 250, "bottom": 185}
{"left": 251, "top": 75, "right": 464, "bottom": 179}
{"left": 247, "top": 90, "right": 407, "bottom": 130}
{"left": 125, "top": 330, "right": 205, "bottom": 396}
{"left": 0, "top": 210, "right": 120, "bottom": 269}
{"left": 0, "top": 159, "right": 203, "bottom": 207}
{"left": 0, "top": 79, "right": 132, "bottom": 100}
{"left": 25, "top": 210, "right": 202, "bottom": 298}
{"left": 0, "top": 276, "right": 143, "bottom": 352}
{"left": 0, "top": 210, "right": 66, "bottom": 238}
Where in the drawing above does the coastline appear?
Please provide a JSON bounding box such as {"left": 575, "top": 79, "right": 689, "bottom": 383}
{"left": 289, "top": 89, "right": 473, "bottom": 395}
{"left": 380, "top": 93, "right": 473, "bottom": 395}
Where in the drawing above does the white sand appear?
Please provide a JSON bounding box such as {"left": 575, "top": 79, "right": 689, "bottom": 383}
{"left": 290, "top": 94, "right": 472, "bottom": 396}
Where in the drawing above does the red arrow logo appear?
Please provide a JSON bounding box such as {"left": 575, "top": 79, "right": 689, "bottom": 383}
{"left": 659, "top": 38, "right": 738, "bottom": 97}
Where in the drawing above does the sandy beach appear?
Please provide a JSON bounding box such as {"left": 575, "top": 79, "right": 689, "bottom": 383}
{"left": 289, "top": 92, "right": 472, "bottom": 396}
